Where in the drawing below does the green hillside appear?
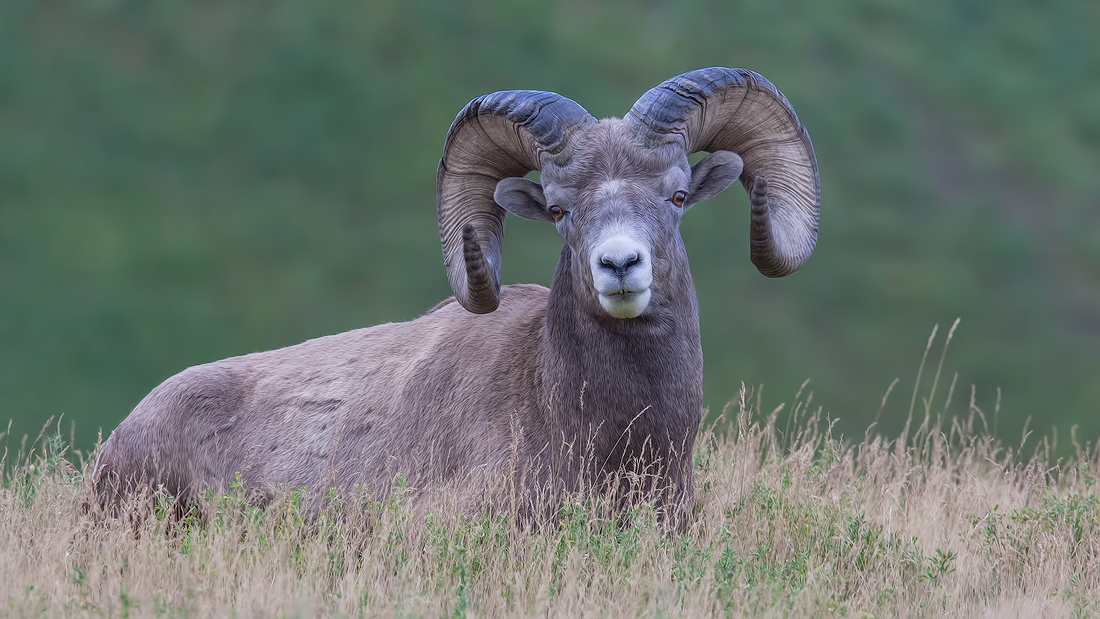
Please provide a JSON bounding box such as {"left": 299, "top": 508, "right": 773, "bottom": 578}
{"left": 1, "top": 0, "right": 1098, "bottom": 450}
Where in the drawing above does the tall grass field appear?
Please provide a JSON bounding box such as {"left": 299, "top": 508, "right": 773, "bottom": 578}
{"left": 3, "top": 331, "right": 1099, "bottom": 617}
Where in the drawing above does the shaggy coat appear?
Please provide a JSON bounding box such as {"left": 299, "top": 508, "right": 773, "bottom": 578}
{"left": 93, "top": 68, "right": 820, "bottom": 525}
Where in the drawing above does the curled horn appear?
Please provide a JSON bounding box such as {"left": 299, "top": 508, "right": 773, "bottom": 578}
{"left": 437, "top": 91, "right": 595, "bottom": 313}
{"left": 627, "top": 67, "right": 820, "bottom": 277}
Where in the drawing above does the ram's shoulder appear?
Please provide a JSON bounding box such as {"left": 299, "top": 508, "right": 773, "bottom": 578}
{"left": 500, "top": 284, "right": 550, "bottom": 307}
{"left": 420, "top": 284, "right": 548, "bottom": 318}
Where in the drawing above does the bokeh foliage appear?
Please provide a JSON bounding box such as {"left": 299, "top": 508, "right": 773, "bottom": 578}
{"left": 1, "top": 0, "right": 1098, "bottom": 450}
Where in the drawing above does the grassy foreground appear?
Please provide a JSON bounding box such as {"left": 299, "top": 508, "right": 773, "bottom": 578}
{"left": 2, "top": 390, "right": 1099, "bottom": 618}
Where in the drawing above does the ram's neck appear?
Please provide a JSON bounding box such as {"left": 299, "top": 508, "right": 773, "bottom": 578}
{"left": 537, "top": 245, "right": 703, "bottom": 476}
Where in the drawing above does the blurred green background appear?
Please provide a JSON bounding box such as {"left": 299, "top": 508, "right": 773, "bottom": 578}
{"left": 1, "top": 0, "right": 1098, "bottom": 453}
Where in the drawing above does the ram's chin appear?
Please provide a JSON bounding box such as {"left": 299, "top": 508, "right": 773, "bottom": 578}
{"left": 598, "top": 289, "right": 652, "bottom": 319}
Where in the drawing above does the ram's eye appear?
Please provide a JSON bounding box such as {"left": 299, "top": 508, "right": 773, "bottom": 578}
{"left": 670, "top": 190, "right": 688, "bottom": 208}
{"left": 548, "top": 205, "right": 565, "bottom": 222}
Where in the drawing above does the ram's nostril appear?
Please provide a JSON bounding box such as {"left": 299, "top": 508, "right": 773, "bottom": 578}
{"left": 600, "top": 253, "right": 641, "bottom": 278}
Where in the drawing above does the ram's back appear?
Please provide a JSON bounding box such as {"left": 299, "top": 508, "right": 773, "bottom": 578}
{"left": 93, "top": 284, "right": 550, "bottom": 508}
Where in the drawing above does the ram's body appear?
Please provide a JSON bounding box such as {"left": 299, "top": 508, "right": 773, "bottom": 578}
{"left": 94, "top": 286, "right": 548, "bottom": 509}
{"left": 94, "top": 278, "right": 702, "bottom": 514}
{"left": 93, "top": 68, "right": 820, "bottom": 523}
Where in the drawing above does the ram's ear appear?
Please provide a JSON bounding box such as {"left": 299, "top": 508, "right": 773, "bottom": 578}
{"left": 687, "top": 151, "right": 744, "bottom": 207}
{"left": 494, "top": 178, "right": 554, "bottom": 222}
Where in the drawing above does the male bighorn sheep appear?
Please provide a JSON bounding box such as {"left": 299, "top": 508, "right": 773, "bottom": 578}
{"left": 93, "top": 67, "right": 820, "bottom": 523}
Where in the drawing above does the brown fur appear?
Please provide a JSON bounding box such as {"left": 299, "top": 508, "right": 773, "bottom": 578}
{"left": 96, "top": 120, "right": 744, "bottom": 527}
{"left": 93, "top": 275, "right": 699, "bottom": 520}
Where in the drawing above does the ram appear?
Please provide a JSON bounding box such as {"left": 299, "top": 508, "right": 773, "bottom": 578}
{"left": 93, "top": 67, "right": 820, "bottom": 524}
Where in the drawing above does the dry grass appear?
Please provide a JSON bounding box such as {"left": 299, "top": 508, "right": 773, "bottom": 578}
{"left": 3, "top": 381, "right": 1098, "bottom": 619}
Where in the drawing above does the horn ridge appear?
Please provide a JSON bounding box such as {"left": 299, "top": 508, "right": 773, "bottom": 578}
{"left": 627, "top": 67, "right": 820, "bottom": 277}
{"left": 437, "top": 90, "right": 595, "bottom": 313}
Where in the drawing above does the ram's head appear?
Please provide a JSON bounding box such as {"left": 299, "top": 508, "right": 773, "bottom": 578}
{"left": 437, "top": 68, "right": 820, "bottom": 318}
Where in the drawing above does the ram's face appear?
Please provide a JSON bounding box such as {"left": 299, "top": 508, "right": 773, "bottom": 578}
{"left": 548, "top": 123, "right": 690, "bottom": 318}
{"left": 494, "top": 120, "right": 743, "bottom": 319}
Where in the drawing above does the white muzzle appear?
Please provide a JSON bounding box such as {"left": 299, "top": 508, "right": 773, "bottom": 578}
{"left": 590, "top": 235, "right": 653, "bottom": 319}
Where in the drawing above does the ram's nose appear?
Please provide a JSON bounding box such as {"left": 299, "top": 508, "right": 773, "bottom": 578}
{"left": 590, "top": 236, "right": 653, "bottom": 319}
{"left": 599, "top": 251, "right": 642, "bottom": 280}
{"left": 592, "top": 236, "right": 651, "bottom": 288}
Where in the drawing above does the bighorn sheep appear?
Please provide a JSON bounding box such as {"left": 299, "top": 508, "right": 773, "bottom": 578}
{"left": 93, "top": 67, "right": 820, "bottom": 523}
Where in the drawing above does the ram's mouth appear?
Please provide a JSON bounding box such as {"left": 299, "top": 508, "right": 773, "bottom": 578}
{"left": 597, "top": 288, "right": 652, "bottom": 319}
